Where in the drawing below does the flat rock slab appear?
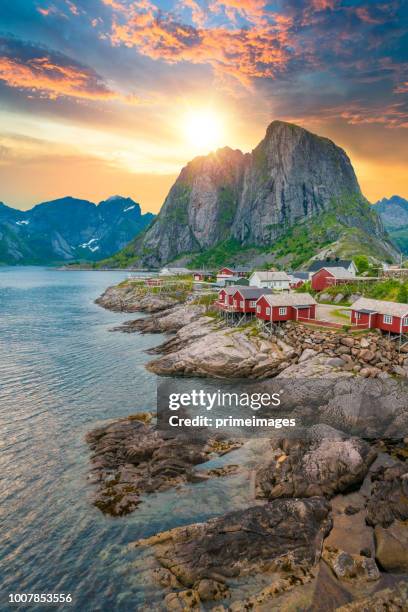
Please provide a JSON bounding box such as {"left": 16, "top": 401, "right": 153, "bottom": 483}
{"left": 135, "top": 497, "right": 332, "bottom": 606}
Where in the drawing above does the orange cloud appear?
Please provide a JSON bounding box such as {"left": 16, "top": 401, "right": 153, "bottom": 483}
{"left": 311, "top": 0, "right": 336, "bottom": 9}
{"left": 0, "top": 54, "right": 118, "bottom": 101}
{"left": 109, "top": 2, "right": 292, "bottom": 86}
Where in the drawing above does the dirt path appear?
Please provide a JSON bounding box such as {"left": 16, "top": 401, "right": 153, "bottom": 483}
{"left": 316, "top": 303, "right": 351, "bottom": 324}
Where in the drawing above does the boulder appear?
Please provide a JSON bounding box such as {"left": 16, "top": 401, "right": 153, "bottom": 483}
{"left": 255, "top": 432, "right": 376, "bottom": 500}
{"left": 375, "top": 522, "right": 408, "bottom": 572}
{"left": 366, "top": 464, "right": 408, "bottom": 527}
{"left": 323, "top": 546, "right": 379, "bottom": 582}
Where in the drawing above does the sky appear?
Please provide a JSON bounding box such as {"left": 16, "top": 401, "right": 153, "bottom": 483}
{"left": 0, "top": 0, "right": 407, "bottom": 212}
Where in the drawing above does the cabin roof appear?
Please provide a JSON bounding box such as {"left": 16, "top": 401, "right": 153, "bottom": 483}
{"left": 219, "top": 266, "right": 251, "bottom": 273}
{"left": 234, "top": 287, "right": 273, "bottom": 299}
{"left": 315, "top": 266, "right": 354, "bottom": 279}
{"left": 250, "top": 271, "right": 291, "bottom": 281}
{"left": 308, "top": 259, "right": 353, "bottom": 272}
{"left": 258, "top": 293, "right": 317, "bottom": 307}
{"left": 351, "top": 297, "right": 408, "bottom": 318}
{"left": 291, "top": 272, "right": 309, "bottom": 280}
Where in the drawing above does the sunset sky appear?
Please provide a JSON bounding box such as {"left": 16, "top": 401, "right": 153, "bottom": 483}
{"left": 0, "top": 0, "right": 407, "bottom": 212}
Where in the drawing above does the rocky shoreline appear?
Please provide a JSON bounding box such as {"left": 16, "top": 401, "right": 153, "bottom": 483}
{"left": 91, "top": 282, "right": 408, "bottom": 610}
{"left": 97, "top": 282, "right": 408, "bottom": 380}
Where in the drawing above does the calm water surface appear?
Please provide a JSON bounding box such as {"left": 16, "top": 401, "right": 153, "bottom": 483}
{"left": 0, "top": 268, "right": 251, "bottom": 611}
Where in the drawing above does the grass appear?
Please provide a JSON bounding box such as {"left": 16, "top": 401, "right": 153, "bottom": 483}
{"left": 330, "top": 308, "right": 351, "bottom": 320}
{"left": 317, "top": 278, "right": 408, "bottom": 304}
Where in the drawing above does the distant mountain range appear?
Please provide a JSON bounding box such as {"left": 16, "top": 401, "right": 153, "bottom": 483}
{"left": 373, "top": 196, "right": 408, "bottom": 255}
{"left": 102, "top": 121, "right": 398, "bottom": 270}
{"left": 0, "top": 196, "right": 155, "bottom": 265}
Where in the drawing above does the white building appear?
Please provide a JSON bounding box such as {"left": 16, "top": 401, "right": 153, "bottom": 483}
{"left": 249, "top": 271, "right": 291, "bottom": 291}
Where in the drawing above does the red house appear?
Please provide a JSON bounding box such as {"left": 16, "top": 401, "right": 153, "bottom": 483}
{"left": 216, "top": 267, "right": 251, "bottom": 282}
{"left": 311, "top": 267, "right": 354, "bottom": 291}
{"left": 231, "top": 287, "right": 273, "bottom": 313}
{"left": 193, "top": 270, "right": 212, "bottom": 281}
{"left": 351, "top": 297, "right": 408, "bottom": 333}
{"left": 217, "top": 287, "right": 239, "bottom": 310}
{"left": 256, "top": 293, "right": 317, "bottom": 323}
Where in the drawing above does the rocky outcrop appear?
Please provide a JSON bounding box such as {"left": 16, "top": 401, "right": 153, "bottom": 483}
{"left": 145, "top": 314, "right": 408, "bottom": 379}
{"left": 366, "top": 464, "right": 408, "bottom": 527}
{"left": 335, "top": 582, "right": 408, "bottom": 611}
{"left": 255, "top": 430, "right": 377, "bottom": 500}
{"left": 95, "top": 283, "right": 179, "bottom": 313}
{"left": 86, "top": 415, "right": 241, "bottom": 516}
{"left": 110, "top": 120, "right": 398, "bottom": 267}
{"left": 112, "top": 304, "right": 206, "bottom": 334}
{"left": 146, "top": 321, "right": 296, "bottom": 378}
{"left": 135, "top": 497, "right": 332, "bottom": 607}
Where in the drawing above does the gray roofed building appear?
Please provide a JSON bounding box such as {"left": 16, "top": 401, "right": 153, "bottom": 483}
{"left": 351, "top": 297, "right": 408, "bottom": 318}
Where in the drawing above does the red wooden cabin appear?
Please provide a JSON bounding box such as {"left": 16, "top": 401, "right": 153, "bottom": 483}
{"left": 217, "top": 287, "right": 240, "bottom": 310}
{"left": 256, "top": 293, "right": 317, "bottom": 323}
{"left": 350, "top": 297, "right": 408, "bottom": 333}
{"left": 311, "top": 267, "right": 354, "bottom": 291}
{"left": 231, "top": 287, "right": 273, "bottom": 313}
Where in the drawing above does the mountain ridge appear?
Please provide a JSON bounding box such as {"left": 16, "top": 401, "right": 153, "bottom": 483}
{"left": 102, "top": 121, "right": 398, "bottom": 269}
{"left": 373, "top": 195, "right": 408, "bottom": 255}
{"left": 0, "top": 195, "right": 155, "bottom": 265}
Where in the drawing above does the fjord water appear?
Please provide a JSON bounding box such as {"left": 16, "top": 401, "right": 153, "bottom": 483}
{"left": 0, "top": 268, "right": 251, "bottom": 611}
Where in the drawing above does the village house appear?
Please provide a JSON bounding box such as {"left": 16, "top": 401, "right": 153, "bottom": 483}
{"left": 216, "top": 267, "right": 251, "bottom": 283}
{"left": 217, "top": 286, "right": 241, "bottom": 309}
{"left": 350, "top": 297, "right": 408, "bottom": 334}
{"left": 249, "top": 271, "right": 291, "bottom": 291}
{"left": 255, "top": 293, "right": 317, "bottom": 323}
{"left": 230, "top": 287, "right": 273, "bottom": 313}
{"left": 289, "top": 271, "right": 309, "bottom": 289}
{"left": 307, "top": 258, "right": 357, "bottom": 278}
{"left": 311, "top": 266, "right": 354, "bottom": 291}
{"left": 192, "top": 270, "right": 213, "bottom": 281}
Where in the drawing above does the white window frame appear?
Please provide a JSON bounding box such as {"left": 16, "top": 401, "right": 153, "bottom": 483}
{"left": 250, "top": 300, "right": 256, "bottom": 308}
{"left": 355, "top": 312, "right": 361, "bottom": 320}
{"left": 279, "top": 307, "right": 287, "bottom": 316}
{"left": 404, "top": 317, "right": 408, "bottom": 326}
{"left": 240, "top": 300, "right": 244, "bottom": 308}
{"left": 383, "top": 314, "right": 393, "bottom": 325}
{"left": 266, "top": 307, "right": 271, "bottom": 316}
{"left": 256, "top": 305, "right": 261, "bottom": 313}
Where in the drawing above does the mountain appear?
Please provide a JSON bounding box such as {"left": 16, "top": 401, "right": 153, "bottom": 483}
{"left": 373, "top": 196, "right": 408, "bottom": 255}
{"left": 104, "top": 121, "right": 398, "bottom": 269}
{"left": 0, "top": 196, "right": 155, "bottom": 264}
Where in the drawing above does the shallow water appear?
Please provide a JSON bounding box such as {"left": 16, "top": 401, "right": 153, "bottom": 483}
{"left": 0, "top": 268, "right": 252, "bottom": 611}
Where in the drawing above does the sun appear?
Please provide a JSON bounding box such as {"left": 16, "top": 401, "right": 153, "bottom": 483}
{"left": 183, "top": 109, "right": 224, "bottom": 152}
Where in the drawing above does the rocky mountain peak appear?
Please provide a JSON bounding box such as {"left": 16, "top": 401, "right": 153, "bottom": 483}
{"left": 109, "top": 121, "right": 398, "bottom": 267}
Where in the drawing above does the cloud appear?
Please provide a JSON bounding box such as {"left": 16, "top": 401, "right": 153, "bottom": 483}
{"left": 106, "top": 0, "right": 292, "bottom": 86}
{"left": 0, "top": 37, "right": 125, "bottom": 101}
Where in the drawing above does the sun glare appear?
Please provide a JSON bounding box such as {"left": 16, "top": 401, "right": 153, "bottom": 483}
{"left": 183, "top": 109, "right": 224, "bottom": 152}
